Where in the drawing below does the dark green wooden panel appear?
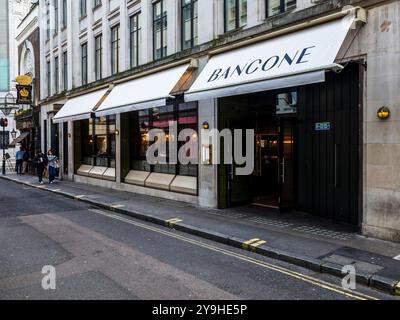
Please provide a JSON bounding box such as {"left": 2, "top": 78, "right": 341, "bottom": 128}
{"left": 73, "top": 121, "right": 82, "bottom": 174}
{"left": 297, "top": 63, "right": 360, "bottom": 225}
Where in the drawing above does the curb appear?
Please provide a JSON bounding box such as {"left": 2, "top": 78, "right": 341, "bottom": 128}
{"left": 2, "top": 175, "right": 399, "bottom": 296}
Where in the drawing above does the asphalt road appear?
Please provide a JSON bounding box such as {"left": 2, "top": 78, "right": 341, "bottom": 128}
{"left": 0, "top": 179, "right": 397, "bottom": 300}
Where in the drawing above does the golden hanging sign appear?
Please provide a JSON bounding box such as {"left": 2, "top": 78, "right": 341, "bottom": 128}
{"left": 19, "top": 88, "right": 30, "bottom": 98}
{"left": 16, "top": 74, "right": 33, "bottom": 86}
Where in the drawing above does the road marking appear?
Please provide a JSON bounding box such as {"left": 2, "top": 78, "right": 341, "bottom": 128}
{"left": 74, "top": 195, "right": 86, "bottom": 199}
{"left": 51, "top": 189, "right": 62, "bottom": 192}
{"left": 393, "top": 255, "right": 400, "bottom": 261}
{"left": 165, "top": 218, "right": 183, "bottom": 228}
{"left": 395, "top": 282, "right": 400, "bottom": 296}
{"left": 242, "top": 238, "right": 267, "bottom": 251}
{"left": 88, "top": 208, "right": 379, "bottom": 301}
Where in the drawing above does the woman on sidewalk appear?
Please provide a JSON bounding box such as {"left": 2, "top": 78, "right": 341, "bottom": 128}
{"left": 47, "top": 150, "right": 59, "bottom": 184}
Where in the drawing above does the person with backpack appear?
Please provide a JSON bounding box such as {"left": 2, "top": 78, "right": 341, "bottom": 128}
{"left": 47, "top": 150, "right": 59, "bottom": 184}
{"left": 33, "top": 151, "right": 48, "bottom": 184}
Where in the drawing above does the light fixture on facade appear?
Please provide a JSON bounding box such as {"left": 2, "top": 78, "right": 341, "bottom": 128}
{"left": 115, "top": 129, "right": 120, "bottom": 136}
{"left": 377, "top": 106, "right": 390, "bottom": 120}
{"left": 10, "top": 129, "right": 17, "bottom": 140}
{"left": 202, "top": 121, "right": 210, "bottom": 130}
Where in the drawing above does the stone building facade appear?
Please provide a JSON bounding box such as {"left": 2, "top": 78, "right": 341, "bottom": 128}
{"left": 38, "top": 0, "right": 400, "bottom": 242}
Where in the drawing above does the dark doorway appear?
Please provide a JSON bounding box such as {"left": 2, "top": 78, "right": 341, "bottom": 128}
{"left": 51, "top": 121, "right": 59, "bottom": 156}
{"left": 254, "top": 127, "right": 279, "bottom": 207}
{"left": 43, "top": 120, "right": 47, "bottom": 154}
{"left": 63, "top": 122, "right": 69, "bottom": 175}
{"left": 218, "top": 62, "right": 361, "bottom": 225}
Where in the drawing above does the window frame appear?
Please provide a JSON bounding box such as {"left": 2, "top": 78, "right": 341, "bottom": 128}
{"left": 62, "top": 0, "right": 67, "bottom": 28}
{"left": 47, "top": 61, "right": 51, "bottom": 97}
{"left": 224, "top": 0, "right": 247, "bottom": 33}
{"left": 129, "top": 12, "right": 141, "bottom": 69}
{"left": 266, "top": 0, "right": 296, "bottom": 18}
{"left": 152, "top": 0, "right": 167, "bottom": 61}
{"left": 63, "top": 51, "right": 68, "bottom": 91}
{"left": 93, "top": 0, "right": 102, "bottom": 9}
{"left": 54, "top": 0, "right": 58, "bottom": 35}
{"left": 81, "top": 42, "right": 88, "bottom": 85}
{"left": 80, "top": 0, "right": 87, "bottom": 18}
{"left": 181, "top": 0, "right": 198, "bottom": 50}
{"left": 54, "top": 56, "right": 59, "bottom": 94}
{"left": 111, "top": 25, "right": 120, "bottom": 75}
{"left": 129, "top": 101, "right": 199, "bottom": 178}
{"left": 81, "top": 116, "right": 116, "bottom": 168}
{"left": 94, "top": 34, "right": 102, "bottom": 81}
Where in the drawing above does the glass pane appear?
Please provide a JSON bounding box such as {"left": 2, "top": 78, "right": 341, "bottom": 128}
{"left": 154, "top": 2, "right": 161, "bottom": 19}
{"left": 96, "top": 135, "right": 108, "bottom": 156}
{"left": 285, "top": 0, "right": 297, "bottom": 11}
{"left": 239, "top": 0, "right": 247, "bottom": 27}
{"left": 268, "top": 0, "right": 281, "bottom": 16}
{"left": 193, "top": 1, "right": 198, "bottom": 45}
{"left": 225, "top": 0, "right": 236, "bottom": 31}
{"left": 108, "top": 115, "right": 116, "bottom": 133}
{"left": 95, "top": 117, "right": 107, "bottom": 135}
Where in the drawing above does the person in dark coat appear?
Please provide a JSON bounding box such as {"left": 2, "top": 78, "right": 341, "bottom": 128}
{"left": 33, "top": 151, "right": 48, "bottom": 184}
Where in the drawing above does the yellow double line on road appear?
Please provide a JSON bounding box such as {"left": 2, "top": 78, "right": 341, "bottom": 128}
{"left": 88, "top": 208, "right": 379, "bottom": 300}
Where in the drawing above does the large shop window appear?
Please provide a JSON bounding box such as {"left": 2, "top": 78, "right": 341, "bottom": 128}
{"left": 129, "top": 102, "right": 198, "bottom": 177}
{"left": 81, "top": 115, "right": 116, "bottom": 168}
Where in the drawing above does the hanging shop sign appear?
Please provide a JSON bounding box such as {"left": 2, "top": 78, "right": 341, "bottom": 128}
{"left": 16, "top": 74, "right": 33, "bottom": 86}
{"left": 16, "top": 85, "right": 33, "bottom": 105}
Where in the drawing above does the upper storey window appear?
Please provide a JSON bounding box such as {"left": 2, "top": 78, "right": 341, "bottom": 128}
{"left": 266, "top": 0, "right": 296, "bottom": 18}
{"left": 224, "top": 0, "right": 247, "bottom": 32}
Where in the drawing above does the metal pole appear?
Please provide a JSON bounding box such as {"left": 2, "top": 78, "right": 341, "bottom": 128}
{"left": 2, "top": 125, "right": 5, "bottom": 175}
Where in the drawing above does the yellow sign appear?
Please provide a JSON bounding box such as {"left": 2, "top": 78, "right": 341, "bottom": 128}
{"left": 16, "top": 74, "right": 33, "bottom": 85}
{"left": 19, "top": 88, "right": 30, "bottom": 98}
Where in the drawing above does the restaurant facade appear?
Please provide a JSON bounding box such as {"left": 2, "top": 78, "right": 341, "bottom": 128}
{"left": 40, "top": 0, "right": 400, "bottom": 242}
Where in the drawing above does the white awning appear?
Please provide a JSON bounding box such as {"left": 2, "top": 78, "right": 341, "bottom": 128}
{"left": 52, "top": 88, "right": 109, "bottom": 123}
{"left": 96, "top": 64, "right": 190, "bottom": 117}
{"left": 185, "top": 16, "right": 356, "bottom": 102}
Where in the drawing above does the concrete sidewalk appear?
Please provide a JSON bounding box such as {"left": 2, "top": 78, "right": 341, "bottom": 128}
{"left": 2, "top": 173, "right": 400, "bottom": 296}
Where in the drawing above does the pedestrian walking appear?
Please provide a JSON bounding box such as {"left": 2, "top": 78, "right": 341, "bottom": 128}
{"left": 47, "top": 150, "right": 59, "bottom": 184}
{"left": 22, "top": 149, "right": 31, "bottom": 174}
{"left": 25, "top": 149, "right": 34, "bottom": 174}
{"left": 15, "top": 148, "right": 25, "bottom": 174}
{"left": 33, "top": 151, "right": 48, "bottom": 184}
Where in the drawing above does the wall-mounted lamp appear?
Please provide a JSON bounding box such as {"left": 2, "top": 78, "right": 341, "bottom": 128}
{"left": 377, "top": 106, "right": 390, "bottom": 120}
{"left": 202, "top": 121, "right": 210, "bottom": 130}
{"left": 115, "top": 129, "right": 120, "bottom": 136}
